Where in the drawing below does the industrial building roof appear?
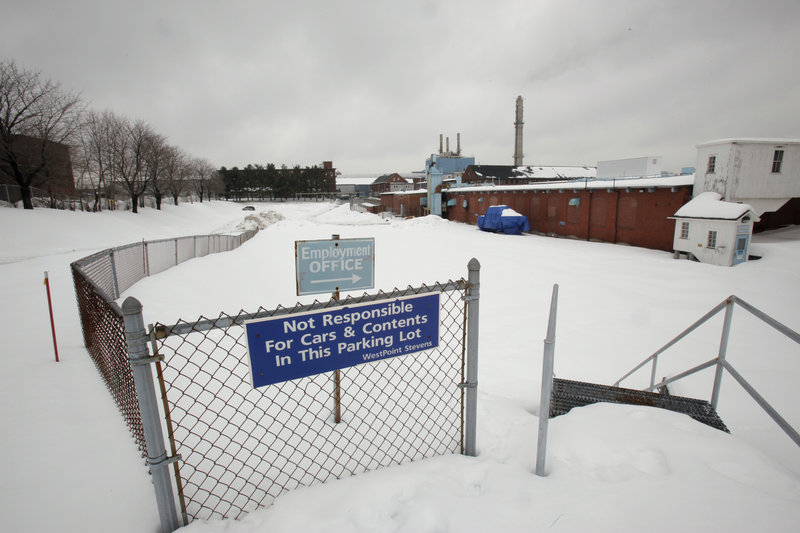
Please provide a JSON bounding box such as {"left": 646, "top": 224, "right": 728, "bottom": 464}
{"left": 673, "top": 191, "right": 758, "bottom": 220}
{"left": 469, "top": 165, "right": 597, "bottom": 181}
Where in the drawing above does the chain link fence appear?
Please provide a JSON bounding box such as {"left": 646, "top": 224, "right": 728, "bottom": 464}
{"left": 71, "top": 230, "right": 259, "bottom": 457}
{"left": 73, "top": 226, "right": 478, "bottom": 530}
{"left": 152, "top": 280, "right": 468, "bottom": 523}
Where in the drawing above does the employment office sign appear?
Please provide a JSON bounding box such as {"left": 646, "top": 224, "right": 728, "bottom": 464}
{"left": 245, "top": 293, "right": 439, "bottom": 388}
{"left": 295, "top": 237, "right": 374, "bottom": 296}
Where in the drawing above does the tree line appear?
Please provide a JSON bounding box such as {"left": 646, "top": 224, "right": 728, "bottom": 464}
{"left": 218, "top": 164, "right": 331, "bottom": 200}
{"left": 1, "top": 60, "right": 221, "bottom": 211}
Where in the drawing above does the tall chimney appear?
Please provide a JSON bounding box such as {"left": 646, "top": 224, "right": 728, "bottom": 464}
{"left": 439, "top": 134, "right": 443, "bottom": 154}
{"left": 457, "top": 133, "right": 461, "bottom": 155}
{"left": 514, "top": 96, "right": 524, "bottom": 166}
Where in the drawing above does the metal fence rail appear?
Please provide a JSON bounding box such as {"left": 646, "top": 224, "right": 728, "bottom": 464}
{"left": 152, "top": 280, "right": 468, "bottom": 523}
{"left": 614, "top": 294, "right": 800, "bottom": 448}
{"left": 71, "top": 230, "right": 259, "bottom": 458}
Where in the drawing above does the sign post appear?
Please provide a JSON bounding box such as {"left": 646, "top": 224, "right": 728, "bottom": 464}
{"left": 331, "top": 235, "right": 342, "bottom": 423}
{"left": 244, "top": 293, "right": 440, "bottom": 390}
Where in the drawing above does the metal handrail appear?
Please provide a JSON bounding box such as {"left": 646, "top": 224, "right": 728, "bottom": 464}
{"left": 614, "top": 295, "right": 800, "bottom": 448}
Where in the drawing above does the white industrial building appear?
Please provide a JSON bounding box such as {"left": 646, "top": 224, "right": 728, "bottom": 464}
{"left": 694, "top": 139, "right": 800, "bottom": 217}
{"left": 671, "top": 192, "right": 759, "bottom": 267}
{"left": 597, "top": 156, "right": 663, "bottom": 179}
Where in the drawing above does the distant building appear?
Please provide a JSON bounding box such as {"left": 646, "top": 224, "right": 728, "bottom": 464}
{"left": 425, "top": 134, "right": 475, "bottom": 177}
{"left": 336, "top": 175, "right": 375, "bottom": 197}
{"left": 597, "top": 156, "right": 662, "bottom": 179}
{"left": 0, "top": 134, "right": 75, "bottom": 195}
{"left": 370, "top": 173, "right": 411, "bottom": 195}
{"left": 322, "top": 161, "right": 337, "bottom": 192}
{"left": 462, "top": 165, "right": 596, "bottom": 185}
{"left": 694, "top": 138, "right": 800, "bottom": 230}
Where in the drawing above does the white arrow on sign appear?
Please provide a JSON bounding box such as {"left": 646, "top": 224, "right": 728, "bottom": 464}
{"left": 309, "top": 273, "right": 363, "bottom": 285}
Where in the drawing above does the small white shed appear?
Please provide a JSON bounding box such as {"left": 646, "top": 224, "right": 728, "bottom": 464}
{"left": 671, "top": 192, "right": 760, "bottom": 266}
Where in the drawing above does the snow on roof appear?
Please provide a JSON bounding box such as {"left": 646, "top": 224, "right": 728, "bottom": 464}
{"left": 673, "top": 191, "right": 757, "bottom": 220}
{"left": 336, "top": 175, "right": 376, "bottom": 185}
{"left": 469, "top": 165, "right": 596, "bottom": 181}
{"left": 696, "top": 138, "right": 800, "bottom": 148}
{"left": 512, "top": 166, "right": 597, "bottom": 179}
{"left": 448, "top": 174, "right": 693, "bottom": 194}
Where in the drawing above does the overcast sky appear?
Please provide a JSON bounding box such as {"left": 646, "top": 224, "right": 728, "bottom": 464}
{"left": 3, "top": 0, "right": 799, "bottom": 175}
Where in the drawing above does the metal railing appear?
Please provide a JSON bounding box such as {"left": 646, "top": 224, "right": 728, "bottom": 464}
{"left": 614, "top": 295, "right": 800, "bottom": 448}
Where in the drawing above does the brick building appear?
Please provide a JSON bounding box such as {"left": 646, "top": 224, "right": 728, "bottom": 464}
{"left": 381, "top": 175, "right": 693, "bottom": 252}
{"left": 370, "top": 173, "right": 411, "bottom": 195}
{"left": 0, "top": 134, "right": 75, "bottom": 195}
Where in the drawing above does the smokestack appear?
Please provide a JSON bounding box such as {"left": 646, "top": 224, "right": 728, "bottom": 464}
{"left": 457, "top": 133, "right": 461, "bottom": 155}
{"left": 446, "top": 136, "right": 450, "bottom": 154}
{"left": 514, "top": 96, "right": 524, "bottom": 166}
{"left": 439, "top": 134, "right": 443, "bottom": 154}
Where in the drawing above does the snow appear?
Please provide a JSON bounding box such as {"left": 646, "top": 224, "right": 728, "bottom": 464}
{"left": 2, "top": 200, "right": 799, "bottom": 533}
{"left": 697, "top": 138, "right": 800, "bottom": 147}
{"left": 674, "top": 191, "right": 756, "bottom": 220}
{"left": 451, "top": 174, "right": 694, "bottom": 194}
{"left": 510, "top": 166, "right": 597, "bottom": 179}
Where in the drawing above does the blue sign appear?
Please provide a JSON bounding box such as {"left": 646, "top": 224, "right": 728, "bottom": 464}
{"left": 244, "top": 293, "right": 440, "bottom": 388}
{"left": 295, "top": 238, "right": 375, "bottom": 296}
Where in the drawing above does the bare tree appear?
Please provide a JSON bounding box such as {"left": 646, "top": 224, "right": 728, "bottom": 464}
{"left": 74, "top": 109, "right": 116, "bottom": 211}
{"left": 143, "top": 131, "right": 169, "bottom": 210}
{"left": 0, "top": 60, "right": 83, "bottom": 209}
{"left": 112, "top": 117, "right": 155, "bottom": 213}
{"left": 190, "top": 157, "right": 216, "bottom": 203}
{"left": 164, "top": 146, "right": 188, "bottom": 205}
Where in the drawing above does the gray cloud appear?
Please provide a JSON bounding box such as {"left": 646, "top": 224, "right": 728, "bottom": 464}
{"left": 2, "top": 0, "right": 798, "bottom": 174}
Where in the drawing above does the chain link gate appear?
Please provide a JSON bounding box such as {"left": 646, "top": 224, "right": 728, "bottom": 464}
{"left": 151, "top": 279, "right": 470, "bottom": 523}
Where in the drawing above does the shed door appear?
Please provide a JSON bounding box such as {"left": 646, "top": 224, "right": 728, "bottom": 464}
{"left": 732, "top": 234, "right": 749, "bottom": 265}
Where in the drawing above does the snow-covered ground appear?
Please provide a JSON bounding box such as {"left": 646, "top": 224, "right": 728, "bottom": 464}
{"left": 1, "top": 200, "right": 798, "bottom": 533}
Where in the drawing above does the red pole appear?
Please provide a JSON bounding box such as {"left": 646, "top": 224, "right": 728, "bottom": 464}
{"left": 44, "top": 271, "right": 59, "bottom": 362}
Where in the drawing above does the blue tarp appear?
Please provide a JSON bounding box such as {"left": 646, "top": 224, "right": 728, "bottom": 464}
{"left": 477, "top": 205, "right": 531, "bottom": 235}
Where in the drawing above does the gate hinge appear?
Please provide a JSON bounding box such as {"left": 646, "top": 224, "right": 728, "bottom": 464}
{"left": 148, "top": 454, "right": 182, "bottom": 473}
{"left": 458, "top": 381, "right": 478, "bottom": 389}
{"left": 130, "top": 353, "right": 165, "bottom": 366}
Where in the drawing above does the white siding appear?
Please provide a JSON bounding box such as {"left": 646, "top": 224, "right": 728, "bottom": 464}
{"left": 694, "top": 140, "right": 800, "bottom": 204}
{"left": 597, "top": 156, "right": 662, "bottom": 179}
{"left": 673, "top": 216, "right": 755, "bottom": 266}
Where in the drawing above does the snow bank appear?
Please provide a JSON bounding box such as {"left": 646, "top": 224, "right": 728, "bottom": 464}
{"left": 2, "top": 200, "right": 799, "bottom": 533}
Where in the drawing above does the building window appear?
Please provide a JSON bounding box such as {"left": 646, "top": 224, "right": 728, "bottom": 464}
{"left": 772, "top": 149, "right": 784, "bottom": 173}
{"left": 707, "top": 230, "right": 718, "bottom": 249}
{"left": 680, "top": 221, "right": 689, "bottom": 239}
{"left": 706, "top": 155, "right": 716, "bottom": 174}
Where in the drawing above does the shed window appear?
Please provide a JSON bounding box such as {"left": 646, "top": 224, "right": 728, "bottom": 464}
{"left": 707, "top": 230, "right": 718, "bottom": 249}
{"left": 680, "top": 221, "right": 689, "bottom": 239}
{"left": 707, "top": 155, "right": 716, "bottom": 174}
{"left": 772, "top": 149, "right": 784, "bottom": 173}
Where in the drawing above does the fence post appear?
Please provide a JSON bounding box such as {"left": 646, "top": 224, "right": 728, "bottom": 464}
{"left": 710, "top": 296, "right": 734, "bottom": 410}
{"left": 536, "top": 284, "right": 559, "bottom": 476}
{"left": 122, "top": 297, "right": 180, "bottom": 533}
{"left": 109, "top": 250, "right": 120, "bottom": 299}
{"left": 143, "top": 239, "right": 150, "bottom": 277}
{"left": 464, "top": 258, "right": 481, "bottom": 457}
